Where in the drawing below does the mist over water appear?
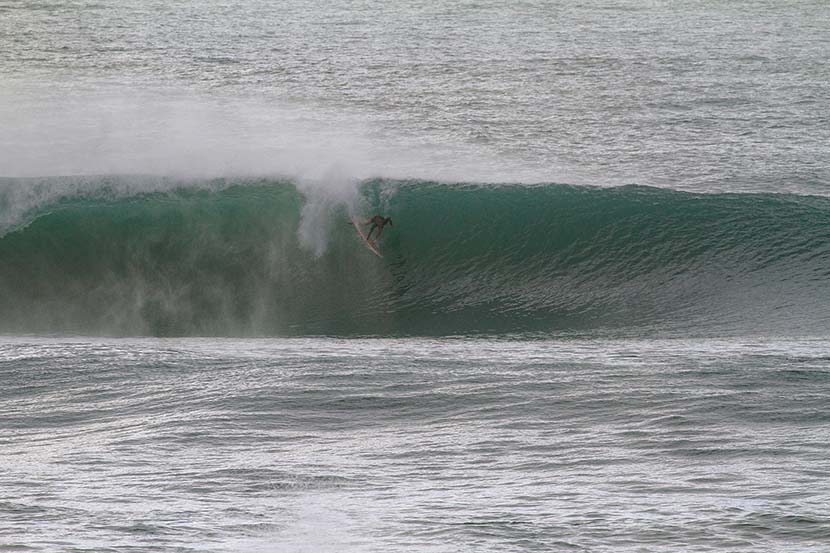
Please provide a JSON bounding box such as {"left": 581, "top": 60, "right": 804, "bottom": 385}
{"left": 3, "top": 2, "right": 830, "bottom": 552}
{"left": 3, "top": 0, "right": 829, "bottom": 193}
{"left": 0, "top": 84, "right": 583, "bottom": 185}
{"left": 1, "top": 179, "right": 829, "bottom": 337}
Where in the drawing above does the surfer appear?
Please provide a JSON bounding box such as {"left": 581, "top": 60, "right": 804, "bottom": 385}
{"left": 364, "top": 215, "right": 393, "bottom": 242}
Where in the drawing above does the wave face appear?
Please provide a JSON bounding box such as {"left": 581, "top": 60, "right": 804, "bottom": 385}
{"left": 1, "top": 178, "right": 829, "bottom": 336}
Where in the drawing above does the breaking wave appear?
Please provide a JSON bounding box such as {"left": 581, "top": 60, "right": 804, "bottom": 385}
{"left": 1, "top": 177, "right": 829, "bottom": 336}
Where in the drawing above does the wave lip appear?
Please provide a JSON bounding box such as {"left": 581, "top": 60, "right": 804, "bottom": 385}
{"left": 1, "top": 178, "right": 829, "bottom": 337}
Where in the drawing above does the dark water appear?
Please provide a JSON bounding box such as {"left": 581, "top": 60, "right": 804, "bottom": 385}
{"left": 1, "top": 178, "right": 829, "bottom": 337}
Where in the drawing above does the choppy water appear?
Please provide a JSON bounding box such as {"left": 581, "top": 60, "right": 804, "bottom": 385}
{"left": 3, "top": 337, "right": 830, "bottom": 552}
{"left": 2, "top": 0, "right": 830, "bottom": 551}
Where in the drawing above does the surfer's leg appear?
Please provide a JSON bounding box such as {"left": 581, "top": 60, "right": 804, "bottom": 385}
{"left": 367, "top": 224, "right": 377, "bottom": 240}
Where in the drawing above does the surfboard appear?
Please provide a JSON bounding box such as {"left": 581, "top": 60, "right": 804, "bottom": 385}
{"left": 351, "top": 218, "right": 383, "bottom": 258}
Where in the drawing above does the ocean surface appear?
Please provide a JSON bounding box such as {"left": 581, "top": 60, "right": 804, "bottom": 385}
{"left": 2, "top": 1, "right": 830, "bottom": 551}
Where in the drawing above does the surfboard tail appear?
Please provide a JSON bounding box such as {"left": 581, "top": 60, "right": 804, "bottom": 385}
{"left": 350, "top": 218, "right": 383, "bottom": 258}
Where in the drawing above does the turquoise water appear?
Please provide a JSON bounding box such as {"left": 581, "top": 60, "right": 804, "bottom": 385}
{"left": 2, "top": 0, "right": 830, "bottom": 551}
{"left": 1, "top": 179, "right": 830, "bottom": 336}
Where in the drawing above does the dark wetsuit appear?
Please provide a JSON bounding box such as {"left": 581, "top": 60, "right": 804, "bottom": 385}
{"left": 366, "top": 216, "right": 393, "bottom": 241}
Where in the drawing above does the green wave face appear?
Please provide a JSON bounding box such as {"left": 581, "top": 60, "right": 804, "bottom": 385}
{"left": 1, "top": 179, "right": 829, "bottom": 336}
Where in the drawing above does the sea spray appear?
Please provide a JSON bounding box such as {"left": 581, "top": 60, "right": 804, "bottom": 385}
{"left": 295, "top": 163, "right": 364, "bottom": 258}
{"left": 0, "top": 178, "right": 829, "bottom": 336}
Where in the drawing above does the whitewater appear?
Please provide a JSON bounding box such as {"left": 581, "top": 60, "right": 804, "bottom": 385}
{"left": 2, "top": 1, "right": 830, "bottom": 551}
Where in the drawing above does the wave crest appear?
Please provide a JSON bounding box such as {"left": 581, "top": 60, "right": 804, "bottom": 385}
{"left": 1, "top": 178, "right": 829, "bottom": 336}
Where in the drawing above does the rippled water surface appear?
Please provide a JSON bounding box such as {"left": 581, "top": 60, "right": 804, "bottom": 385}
{"left": 3, "top": 0, "right": 829, "bottom": 192}
{"left": 3, "top": 336, "right": 830, "bottom": 552}
{"left": 3, "top": 1, "right": 830, "bottom": 551}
